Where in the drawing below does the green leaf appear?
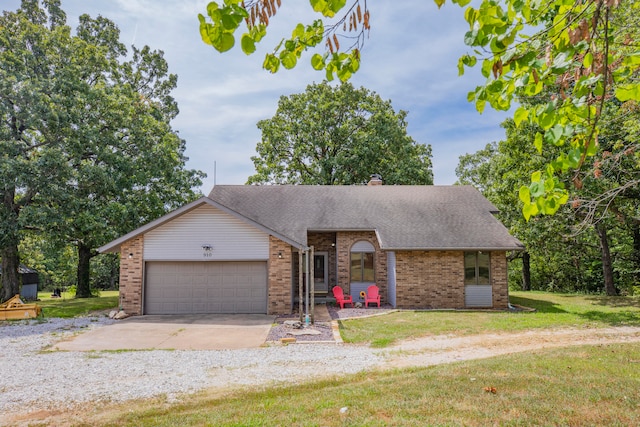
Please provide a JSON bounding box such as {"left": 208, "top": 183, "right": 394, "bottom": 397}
{"left": 538, "top": 107, "right": 556, "bottom": 130}
{"left": 615, "top": 84, "right": 640, "bottom": 102}
{"left": 534, "top": 132, "right": 543, "bottom": 153}
{"left": 513, "top": 107, "right": 529, "bottom": 126}
{"left": 221, "top": 11, "right": 242, "bottom": 30}
{"left": 522, "top": 200, "right": 538, "bottom": 221}
{"left": 263, "top": 53, "right": 280, "bottom": 73}
{"left": 292, "top": 23, "right": 305, "bottom": 39}
{"left": 434, "top": 0, "right": 446, "bottom": 8}
{"left": 621, "top": 52, "right": 640, "bottom": 66}
{"left": 280, "top": 51, "right": 297, "bottom": 69}
{"left": 311, "top": 53, "right": 325, "bottom": 70}
{"left": 207, "top": 1, "right": 220, "bottom": 16}
{"left": 212, "top": 32, "right": 235, "bottom": 53}
{"left": 567, "top": 148, "right": 582, "bottom": 169}
{"left": 530, "top": 180, "right": 545, "bottom": 198}
{"left": 241, "top": 34, "right": 256, "bottom": 55}
{"left": 544, "top": 124, "right": 564, "bottom": 146}
{"left": 310, "top": 0, "right": 345, "bottom": 17}
{"left": 551, "top": 51, "right": 573, "bottom": 74}
{"left": 518, "top": 185, "right": 531, "bottom": 204}
{"left": 583, "top": 52, "right": 593, "bottom": 68}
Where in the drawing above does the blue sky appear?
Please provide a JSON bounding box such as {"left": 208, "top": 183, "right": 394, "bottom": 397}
{"left": 5, "top": 0, "right": 510, "bottom": 192}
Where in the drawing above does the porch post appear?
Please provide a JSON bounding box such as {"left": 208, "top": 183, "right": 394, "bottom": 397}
{"left": 305, "top": 248, "right": 310, "bottom": 324}
{"left": 310, "top": 245, "right": 315, "bottom": 324}
{"left": 298, "top": 250, "right": 304, "bottom": 323}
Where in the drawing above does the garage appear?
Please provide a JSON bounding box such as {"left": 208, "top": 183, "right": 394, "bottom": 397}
{"left": 144, "top": 261, "right": 267, "bottom": 314}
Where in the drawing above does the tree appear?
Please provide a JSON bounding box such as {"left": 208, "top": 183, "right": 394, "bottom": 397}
{"left": 198, "top": 0, "right": 640, "bottom": 218}
{"left": 0, "top": 0, "right": 73, "bottom": 301}
{"left": 247, "top": 82, "right": 433, "bottom": 185}
{"left": 1, "top": 1, "right": 204, "bottom": 300}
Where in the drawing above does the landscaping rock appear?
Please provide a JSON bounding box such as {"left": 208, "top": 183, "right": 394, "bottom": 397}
{"left": 287, "top": 328, "right": 322, "bottom": 336}
{"left": 283, "top": 320, "right": 303, "bottom": 329}
{"left": 114, "top": 311, "right": 129, "bottom": 320}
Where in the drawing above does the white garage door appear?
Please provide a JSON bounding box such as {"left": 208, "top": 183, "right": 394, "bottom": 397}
{"left": 144, "top": 261, "right": 267, "bottom": 314}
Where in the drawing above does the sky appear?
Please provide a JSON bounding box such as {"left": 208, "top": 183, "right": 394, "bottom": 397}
{"left": 5, "top": 0, "right": 511, "bottom": 192}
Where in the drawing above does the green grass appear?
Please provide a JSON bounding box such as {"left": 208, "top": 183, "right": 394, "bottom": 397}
{"left": 339, "top": 291, "right": 640, "bottom": 346}
{"left": 80, "top": 342, "right": 640, "bottom": 426}
{"left": 36, "top": 290, "right": 119, "bottom": 318}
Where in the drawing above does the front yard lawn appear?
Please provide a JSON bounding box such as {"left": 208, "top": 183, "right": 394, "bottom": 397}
{"left": 36, "top": 290, "right": 119, "bottom": 318}
{"left": 338, "top": 291, "right": 640, "bottom": 346}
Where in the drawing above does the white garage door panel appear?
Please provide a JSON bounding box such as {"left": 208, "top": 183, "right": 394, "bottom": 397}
{"left": 145, "top": 261, "right": 267, "bottom": 314}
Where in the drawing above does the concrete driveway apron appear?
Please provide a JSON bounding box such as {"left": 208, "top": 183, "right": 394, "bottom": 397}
{"left": 53, "top": 314, "right": 275, "bottom": 351}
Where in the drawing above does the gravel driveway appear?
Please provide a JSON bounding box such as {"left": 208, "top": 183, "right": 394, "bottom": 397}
{"left": 0, "top": 316, "right": 386, "bottom": 419}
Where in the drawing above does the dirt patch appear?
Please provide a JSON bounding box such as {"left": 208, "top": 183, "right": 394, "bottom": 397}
{"left": 384, "top": 326, "right": 640, "bottom": 369}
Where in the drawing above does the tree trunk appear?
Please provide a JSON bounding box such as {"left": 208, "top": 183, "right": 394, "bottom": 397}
{"left": 76, "top": 243, "right": 93, "bottom": 298}
{"left": 596, "top": 223, "right": 617, "bottom": 296}
{"left": 1, "top": 245, "right": 21, "bottom": 302}
{"left": 521, "top": 251, "right": 531, "bottom": 291}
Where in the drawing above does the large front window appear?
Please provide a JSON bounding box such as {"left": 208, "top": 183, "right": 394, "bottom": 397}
{"left": 351, "top": 252, "right": 375, "bottom": 282}
{"left": 464, "top": 251, "right": 490, "bottom": 285}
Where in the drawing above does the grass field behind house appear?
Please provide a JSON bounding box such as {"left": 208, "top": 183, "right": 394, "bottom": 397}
{"left": 339, "top": 291, "right": 640, "bottom": 347}
{"left": 36, "top": 290, "right": 119, "bottom": 318}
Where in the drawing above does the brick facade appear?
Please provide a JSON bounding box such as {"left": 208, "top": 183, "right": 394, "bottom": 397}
{"left": 395, "top": 251, "right": 465, "bottom": 309}
{"left": 336, "top": 231, "right": 387, "bottom": 303}
{"left": 491, "top": 251, "right": 509, "bottom": 309}
{"left": 268, "top": 235, "right": 293, "bottom": 315}
{"left": 119, "top": 236, "right": 144, "bottom": 315}
{"left": 117, "top": 233, "right": 510, "bottom": 315}
{"left": 394, "top": 250, "right": 510, "bottom": 309}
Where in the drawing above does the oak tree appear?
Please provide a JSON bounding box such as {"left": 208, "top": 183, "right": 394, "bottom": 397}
{"left": 247, "top": 82, "right": 433, "bottom": 185}
{"left": 1, "top": 0, "right": 204, "bottom": 300}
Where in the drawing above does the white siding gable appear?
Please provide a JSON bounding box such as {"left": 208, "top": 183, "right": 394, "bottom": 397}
{"left": 144, "top": 204, "right": 269, "bottom": 261}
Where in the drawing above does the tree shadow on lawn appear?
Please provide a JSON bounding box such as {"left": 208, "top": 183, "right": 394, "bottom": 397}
{"left": 584, "top": 295, "right": 640, "bottom": 308}
{"left": 580, "top": 310, "right": 640, "bottom": 326}
{"left": 511, "top": 294, "right": 640, "bottom": 327}
{"left": 509, "top": 295, "right": 567, "bottom": 313}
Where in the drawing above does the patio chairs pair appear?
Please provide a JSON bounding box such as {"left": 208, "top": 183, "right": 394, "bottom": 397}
{"left": 332, "top": 285, "right": 381, "bottom": 309}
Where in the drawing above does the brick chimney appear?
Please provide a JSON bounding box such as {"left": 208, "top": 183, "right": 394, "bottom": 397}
{"left": 368, "top": 174, "right": 383, "bottom": 186}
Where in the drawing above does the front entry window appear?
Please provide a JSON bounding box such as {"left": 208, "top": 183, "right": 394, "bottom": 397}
{"left": 464, "top": 251, "right": 490, "bottom": 285}
{"left": 351, "top": 252, "right": 374, "bottom": 282}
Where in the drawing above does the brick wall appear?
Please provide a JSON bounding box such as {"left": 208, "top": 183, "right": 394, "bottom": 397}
{"left": 336, "top": 231, "right": 387, "bottom": 303}
{"left": 268, "top": 236, "right": 293, "bottom": 315}
{"left": 394, "top": 250, "right": 510, "bottom": 309}
{"left": 395, "top": 251, "right": 465, "bottom": 309}
{"left": 119, "top": 236, "right": 144, "bottom": 315}
{"left": 491, "top": 251, "right": 509, "bottom": 309}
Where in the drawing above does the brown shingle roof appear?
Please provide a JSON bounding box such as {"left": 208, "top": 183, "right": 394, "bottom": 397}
{"left": 207, "top": 185, "right": 524, "bottom": 251}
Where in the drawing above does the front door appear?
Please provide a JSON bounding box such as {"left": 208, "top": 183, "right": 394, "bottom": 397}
{"left": 314, "top": 252, "right": 329, "bottom": 293}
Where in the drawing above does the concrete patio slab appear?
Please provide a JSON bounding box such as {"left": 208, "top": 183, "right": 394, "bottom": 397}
{"left": 52, "top": 314, "right": 276, "bottom": 351}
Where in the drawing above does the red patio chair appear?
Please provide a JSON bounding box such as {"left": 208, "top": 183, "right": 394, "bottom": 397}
{"left": 365, "top": 285, "right": 381, "bottom": 308}
{"left": 332, "top": 286, "right": 353, "bottom": 309}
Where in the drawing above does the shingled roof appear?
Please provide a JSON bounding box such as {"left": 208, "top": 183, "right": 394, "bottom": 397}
{"left": 207, "top": 185, "right": 524, "bottom": 251}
